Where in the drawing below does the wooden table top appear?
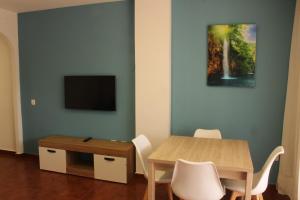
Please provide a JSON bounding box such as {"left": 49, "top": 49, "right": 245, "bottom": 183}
{"left": 148, "top": 136, "right": 253, "bottom": 172}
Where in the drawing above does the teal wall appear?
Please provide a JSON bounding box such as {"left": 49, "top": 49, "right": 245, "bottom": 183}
{"left": 172, "top": 0, "right": 296, "bottom": 182}
{"left": 18, "top": 1, "right": 134, "bottom": 154}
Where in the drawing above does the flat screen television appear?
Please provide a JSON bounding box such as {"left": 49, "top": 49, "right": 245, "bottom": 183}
{"left": 64, "top": 75, "right": 116, "bottom": 111}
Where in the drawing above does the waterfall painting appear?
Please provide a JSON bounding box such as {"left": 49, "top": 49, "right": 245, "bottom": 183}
{"left": 207, "top": 24, "right": 256, "bottom": 87}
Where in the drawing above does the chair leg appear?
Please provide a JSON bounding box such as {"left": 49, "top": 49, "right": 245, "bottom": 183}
{"left": 230, "top": 191, "right": 243, "bottom": 200}
{"left": 229, "top": 192, "right": 264, "bottom": 200}
{"left": 143, "top": 187, "right": 148, "bottom": 200}
{"left": 166, "top": 183, "right": 173, "bottom": 200}
{"left": 251, "top": 194, "right": 264, "bottom": 200}
{"left": 252, "top": 195, "right": 259, "bottom": 200}
{"left": 259, "top": 194, "right": 264, "bottom": 200}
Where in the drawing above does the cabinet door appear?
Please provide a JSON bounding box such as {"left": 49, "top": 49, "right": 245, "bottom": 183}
{"left": 94, "top": 154, "right": 127, "bottom": 183}
{"left": 39, "top": 147, "right": 66, "bottom": 173}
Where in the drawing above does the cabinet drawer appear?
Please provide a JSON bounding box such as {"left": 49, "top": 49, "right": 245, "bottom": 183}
{"left": 39, "top": 147, "right": 66, "bottom": 173}
{"left": 94, "top": 154, "right": 127, "bottom": 183}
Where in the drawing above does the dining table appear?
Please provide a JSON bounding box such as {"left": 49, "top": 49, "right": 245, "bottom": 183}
{"left": 147, "top": 135, "right": 254, "bottom": 200}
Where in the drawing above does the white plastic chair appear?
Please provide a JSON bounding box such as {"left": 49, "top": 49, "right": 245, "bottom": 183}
{"left": 132, "top": 135, "right": 173, "bottom": 200}
{"left": 193, "top": 129, "right": 222, "bottom": 139}
{"left": 223, "top": 146, "right": 284, "bottom": 200}
{"left": 171, "top": 159, "right": 225, "bottom": 200}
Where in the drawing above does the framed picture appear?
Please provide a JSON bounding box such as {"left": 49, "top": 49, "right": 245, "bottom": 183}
{"left": 207, "top": 24, "right": 256, "bottom": 87}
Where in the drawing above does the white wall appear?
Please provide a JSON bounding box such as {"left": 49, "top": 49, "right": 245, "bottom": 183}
{"left": 0, "top": 34, "right": 15, "bottom": 151}
{"left": 0, "top": 8, "right": 23, "bottom": 154}
{"left": 135, "top": 0, "right": 172, "bottom": 173}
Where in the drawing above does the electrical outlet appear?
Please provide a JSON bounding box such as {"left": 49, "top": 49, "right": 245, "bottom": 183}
{"left": 31, "top": 99, "right": 36, "bottom": 106}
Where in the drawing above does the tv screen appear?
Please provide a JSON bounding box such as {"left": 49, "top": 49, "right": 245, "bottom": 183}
{"left": 64, "top": 76, "right": 116, "bottom": 111}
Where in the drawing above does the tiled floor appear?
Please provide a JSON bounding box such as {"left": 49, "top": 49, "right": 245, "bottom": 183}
{"left": 0, "top": 151, "right": 290, "bottom": 200}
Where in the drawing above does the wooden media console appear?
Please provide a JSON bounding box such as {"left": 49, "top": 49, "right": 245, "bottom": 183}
{"left": 39, "top": 136, "right": 135, "bottom": 184}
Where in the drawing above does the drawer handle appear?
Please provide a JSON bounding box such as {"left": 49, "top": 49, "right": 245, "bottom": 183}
{"left": 47, "top": 149, "right": 56, "bottom": 153}
{"left": 104, "top": 157, "right": 115, "bottom": 162}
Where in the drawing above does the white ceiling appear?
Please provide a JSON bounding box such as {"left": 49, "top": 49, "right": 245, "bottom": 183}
{"left": 0, "top": 0, "right": 123, "bottom": 13}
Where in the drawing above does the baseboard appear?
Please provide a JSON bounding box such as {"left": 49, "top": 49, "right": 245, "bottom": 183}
{"left": 0, "top": 149, "right": 16, "bottom": 155}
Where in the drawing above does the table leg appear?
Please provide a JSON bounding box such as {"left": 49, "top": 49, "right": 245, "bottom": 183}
{"left": 244, "top": 172, "right": 253, "bottom": 200}
{"left": 148, "top": 161, "right": 155, "bottom": 200}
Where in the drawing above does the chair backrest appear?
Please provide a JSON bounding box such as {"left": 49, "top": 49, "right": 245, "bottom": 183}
{"left": 252, "top": 146, "right": 284, "bottom": 195}
{"left": 171, "top": 159, "right": 225, "bottom": 200}
{"left": 193, "top": 129, "right": 222, "bottom": 139}
{"left": 132, "top": 135, "right": 153, "bottom": 179}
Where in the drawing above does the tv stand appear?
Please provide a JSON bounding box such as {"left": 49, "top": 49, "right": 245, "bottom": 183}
{"left": 39, "top": 136, "right": 135, "bottom": 184}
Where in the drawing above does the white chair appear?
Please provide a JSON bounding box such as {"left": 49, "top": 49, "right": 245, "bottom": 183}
{"left": 223, "top": 146, "right": 284, "bottom": 200}
{"left": 171, "top": 159, "right": 225, "bottom": 200}
{"left": 132, "top": 135, "right": 173, "bottom": 200}
{"left": 193, "top": 129, "right": 222, "bottom": 139}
